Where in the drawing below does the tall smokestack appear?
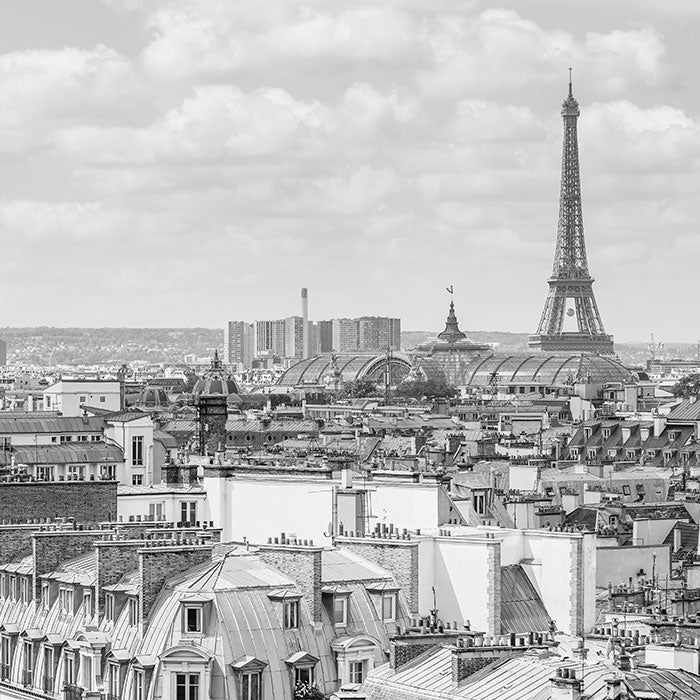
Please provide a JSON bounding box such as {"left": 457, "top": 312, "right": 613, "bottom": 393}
{"left": 301, "top": 287, "right": 309, "bottom": 359}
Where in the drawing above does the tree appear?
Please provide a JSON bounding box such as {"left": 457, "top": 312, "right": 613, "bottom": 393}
{"left": 394, "top": 379, "right": 458, "bottom": 400}
{"left": 338, "top": 378, "right": 380, "bottom": 399}
{"left": 672, "top": 373, "right": 700, "bottom": 398}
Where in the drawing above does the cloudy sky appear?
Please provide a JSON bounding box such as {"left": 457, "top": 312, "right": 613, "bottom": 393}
{"left": 0, "top": 0, "right": 698, "bottom": 341}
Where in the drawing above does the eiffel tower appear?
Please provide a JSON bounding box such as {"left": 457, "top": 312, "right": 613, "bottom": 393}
{"left": 529, "top": 72, "right": 614, "bottom": 355}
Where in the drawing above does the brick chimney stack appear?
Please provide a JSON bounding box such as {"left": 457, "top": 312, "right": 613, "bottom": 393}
{"left": 549, "top": 667, "right": 583, "bottom": 700}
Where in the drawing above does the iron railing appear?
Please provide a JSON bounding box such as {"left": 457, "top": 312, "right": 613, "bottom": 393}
{"left": 22, "top": 669, "right": 33, "bottom": 686}
{"left": 43, "top": 674, "right": 55, "bottom": 694}
{"left": 63, "top": 683, "right": 84, "bottom": 700}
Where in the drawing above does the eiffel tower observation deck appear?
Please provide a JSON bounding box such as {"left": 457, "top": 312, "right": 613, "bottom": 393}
{"left": 529, "top": 73, "right": 614, "bottom": 355}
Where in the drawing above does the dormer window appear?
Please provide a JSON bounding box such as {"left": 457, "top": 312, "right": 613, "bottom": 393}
{"left": 381, "top": 593, "right": 396, "bottom": 622}
{"left": 176, "top": 673, "right": 199, "bottom": 700}
{"left": 283, "top": 600, "right": 299, "bottom": 630}
{"left": 231, "top": 656, "right": 266, "bottom": 700}
{"left": 20, "top": 577, "right": 29, "bottom": 604}
{"left": 128, "top": 598, "right": 139, "bottom": 626}
{"left": 59, "top": 586, "right": 73, "bottom": 615}
{"left": 105, "top": 593, "right": 115, "bottom": 622}
{"left": 333, "top": 596, "right": 348, "bottom": 626}
{"left": 83, "top": 590, "right": 92, "bottom": 619}
{"left": 184, "top": 605, "right": 202, "bottom": 634}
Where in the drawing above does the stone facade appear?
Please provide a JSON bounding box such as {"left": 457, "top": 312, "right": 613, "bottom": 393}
{"left": 0, "top": 480, "right": 117, "bottom": 524}
{"left": 258, "top": 544, "right": 323, "bottom": 622}
{"left": 486, "top": 540, "right": 501, "bottom": 638}
{"left": 32, "top": 530, "right": 100, "bottom": 597}
{"left": 95, "top": 540, "right": 141, "bottom": 608}
{"left": 139, "top": 544, "right": 213, "bottom": 621}
{"left": 336, "top": 537, "right": 419, "bottom": 615}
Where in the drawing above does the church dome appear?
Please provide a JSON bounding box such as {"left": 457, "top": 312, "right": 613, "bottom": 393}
{"left": 193, "top": 351, "right": 240, "bottom": 396}
{"left": 134, "top": 385, "right": 170, "bottom": 408}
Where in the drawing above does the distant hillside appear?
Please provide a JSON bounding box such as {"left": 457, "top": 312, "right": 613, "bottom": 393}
{"left": 0, "top": 327, "right": 696, "bottom": 367}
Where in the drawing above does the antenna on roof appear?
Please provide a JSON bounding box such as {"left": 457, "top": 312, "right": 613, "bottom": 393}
{"left": 568, "top": 67, "right": 573, "bottom": 97}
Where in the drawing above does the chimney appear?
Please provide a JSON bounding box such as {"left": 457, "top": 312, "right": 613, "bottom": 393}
{"left": 301, "top": 287, "right": 309, "bottom": 359}
{"left": 32, "top": 530, "right": 101, "bottom": 600}
{"left": 605, "top": 677, "right": 625, "bottom": 700}
{"left": 139, "top": 543, "right": 214, "bottom": 623}
{"left": 257, "top": 541, "right": 323, "bottom": 623}
{"left": 549, "top": 667, "right": 583, "bottom": 700}
{"left": 95, "top": 540, "right": 141, "bottom": 611}
{"left": 335, "top": 536, "right": 419, "bottom": 615}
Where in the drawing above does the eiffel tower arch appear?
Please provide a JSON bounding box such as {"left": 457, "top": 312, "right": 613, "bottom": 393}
{"left": 529, "top": 74, "right": 614, "bottom": 355}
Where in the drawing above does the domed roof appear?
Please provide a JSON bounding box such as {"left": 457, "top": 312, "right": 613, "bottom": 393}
{"left": 463, "top": 353, "right": 634, "bottom": 388}
{"left": 193, "top": 351, "right": 240, "bottom": 396}
{"left": 278, "top": 352, "right": 412, "bottom": 387}
{"left": 135, "top": 385, "right": 170, "bottom": 408}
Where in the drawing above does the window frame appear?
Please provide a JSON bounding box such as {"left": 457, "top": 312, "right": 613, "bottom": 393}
{"left": 349, "top": 660, "right": 365, "bottom": 685}
{"left": 333, "top": 595, "right": 348, "bottom": 627}
{"left": 381, "top": 593, "right": 396, "bottom": 622}
{"left": 241, "top": 671, "right": 262, "bottom": 700}
{"left": 183, "top": 605, "right": 203, "bottom": 634}
{"left": 283, "top": 600, "right": 299, "bottom": 630}
{"left": 175, "top": 672, "right": 200, "bottom": 700}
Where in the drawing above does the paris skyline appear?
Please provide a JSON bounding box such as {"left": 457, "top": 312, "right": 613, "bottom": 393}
{"left": 0, "top": 1, "right": 698, "bottom": 341}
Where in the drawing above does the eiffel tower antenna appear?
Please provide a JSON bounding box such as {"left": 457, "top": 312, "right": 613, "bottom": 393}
{"left": 528, "top": 71, "right": 614, "bottom": 354}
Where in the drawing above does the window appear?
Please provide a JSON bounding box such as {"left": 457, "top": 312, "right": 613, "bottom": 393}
{"left": 636, "top": 484, "right": 645, "bottom": 494}
{"left": 67, "top": 465, "right": 85, "bottom": 480}
{"left": 283, "top": 600, "right": 299, "bottom": 629}
{"left": 78, "top": 435, "right": 88, "bottom": 442}
{"left": 132, "top": 474, "right": 143, "bottom": 486}
{"left": 148, "top": 502, "right": 164, "bottom": 521}
{"left": 59, "top": 587, "right": 73, "bottom": 614}
{"left": 184, "top": 606, "right": 202, "bottom": 633}
{"left": 45, "top": 396, "right": 52, "bottom": 408}
{"left": 132, "top": 435, "right": 144, "bottom": 465}
{"left": 349, "top": 660, "right": 365, "bottom": 684}
{"left": 333, "top": 596, "right": 348, "bottom": 626}
{"left": 22, "top": 640, "right": 33, "bottom": 687}
{"left": 100, "top": 396, "right": 106, "bottom": 403}
{"left": 1, "top": 636, "right": 10, "bottom": 680}
{"left": 42, "top": 581, "right": 50, "bottom": 610}
{"left": 176, "top": 673, "right": 199, "bottom": 700}
{"left": 20, "top": 577, "right": 29, "bottom": 604}
{"left": 37, "top": 465, "right": 55, "bottom": 481}
{"left": 241, "top": 672, "right": 261, "bottom": 700}
{"left": 79, "top": 396, "right": 86, "bottom": 404}
{"left": 64, "top": 652, "right": 76, "bottom": 685}
{"left": 108, "top": 662, "right": 120, "bottom": 699}
{"left": 129, "top": 598, "right": 139, "bottom": 626}
{"left": 51, "top": 436, "right": 57, "bottom": 443}
{"left": 105, "top": 593, "right": 115, "bottom": 621}
{"left": 133, "top": 669, "right": 145, "bottom": 700}
{"left": 295, "top": 666, "right": 314, "bottom": 686}
{"left": 0, "top": 574, "right": 5, "bottom": 598}
{"left": 381, "top": 593, "right": 396, "bottom": 622}
{"left": 43, "top": 647, "right": 54, "bottom": 693}
{"left": 83, "top": 591, "right": 92, "bottom": 618}
{"left": 181, "top": 501, "right": 197, "bottom": 525}
{"left": 622, "top": 485, "right": 631, "bottom": 496}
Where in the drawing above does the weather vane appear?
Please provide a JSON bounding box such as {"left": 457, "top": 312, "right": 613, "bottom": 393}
{"left": 446, "top": 284, "right": 454, "bottom": 298}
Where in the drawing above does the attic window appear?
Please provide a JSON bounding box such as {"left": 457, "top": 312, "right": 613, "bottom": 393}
{"left": 58, "top": 586, "right": 73, "bottom": 615}
{"left": 333, "top": 596, "right": 348, "bottom": 626}
{"left": 183, "top": 605, "right": 202, "bottom": 634}
{"left": 283, "top": 600, "right": 299, "bottom": 630}
{"left": 622, "top": 485, "right": 631, "bottom": 496}
{"left": 381, "top": 593, "right": 396, "bottom": 622}
{"left": 105, "top": 592, "right": 115, "bottom": 621}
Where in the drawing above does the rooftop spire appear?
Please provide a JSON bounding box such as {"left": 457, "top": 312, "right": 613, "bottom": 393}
{"left": 437, "top": 287, "right": 467, "bottom": 342}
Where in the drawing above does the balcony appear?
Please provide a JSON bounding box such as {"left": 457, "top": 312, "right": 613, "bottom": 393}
{"left": 64, "top": 684, "right": 84, "bottom": 700}
{"left": 43, "top": 675, "right": 55, "bottom": 695}
{"left": 22, "top": 669, "right": 34, "bottom": 687}
{"left": 102, "top": 694, "right": 119, "bottom": 700}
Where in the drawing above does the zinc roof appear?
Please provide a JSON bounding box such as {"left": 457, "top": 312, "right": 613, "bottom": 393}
{"left": 0, "top": 416, "right": 104, "bottom": 434}
{"left": 667, "top": 398, "right": 700, "bottom": 422}
{"left": 321, "top": 549, "right": 392, "bottom": 584}
{"left": 499, "top": 565, "right": 552, "bottom": 634}
{"left": 0, "top": 442, "right": 123, "bottom": 466}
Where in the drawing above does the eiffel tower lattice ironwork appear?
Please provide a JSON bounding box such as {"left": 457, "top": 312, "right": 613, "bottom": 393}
{"left": 529, "top": 72, "right": 614, "bottom": 354}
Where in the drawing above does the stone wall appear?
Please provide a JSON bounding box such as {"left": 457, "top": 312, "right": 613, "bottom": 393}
{"left": 139, "top": 545, "right": 213, "bottom": 622}
{"left": 0, "top": 481, "right": 117, "bottom": 524}
{"left": 337, "top": 537, "right": 419, "bottom": 615}
{"left": 257, "top": 545, "right": 323, "bottom": 622}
